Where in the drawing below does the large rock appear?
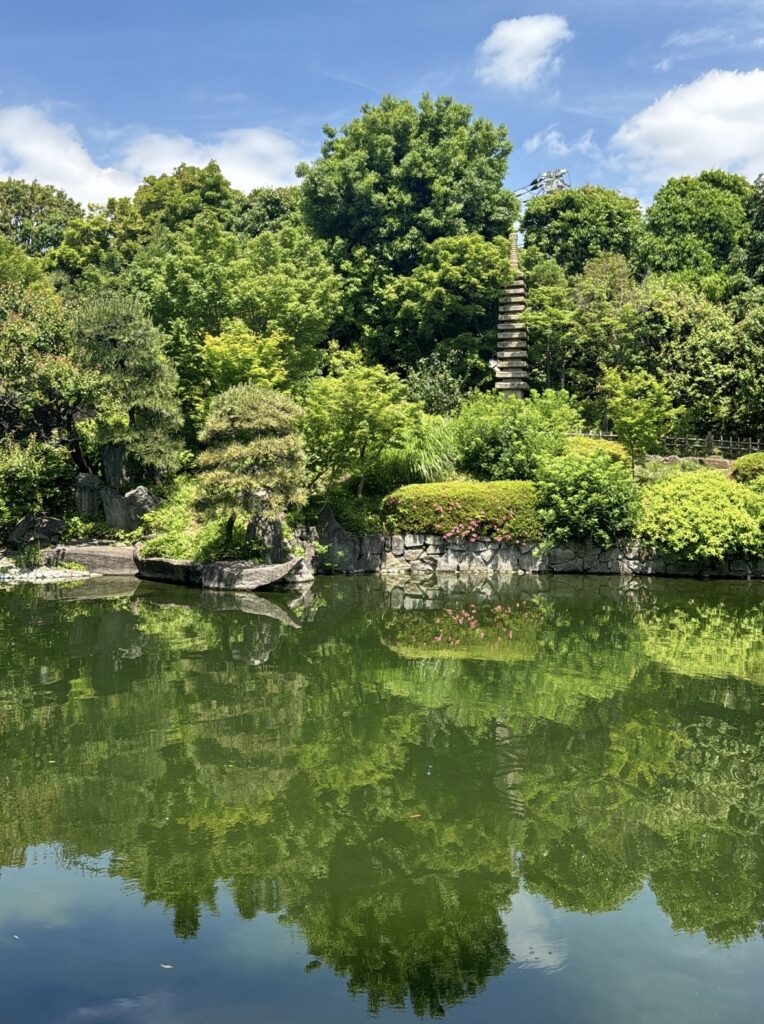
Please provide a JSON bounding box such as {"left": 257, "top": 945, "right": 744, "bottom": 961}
{"left": 102, "top": 486, "right": 161, "bottom": 532}
{"left": 74, "top": 473, "right": 106, "bottom": 517}
{"left": 45, "top": 543, "right": 138, "bottom": 576}
{"left": 133, "top": 546, "right": 203, "bottom": 587}
{"left": 8, "top": 514, "right": 65, "bottom": 550}
{"left": 314, "top": 504, "right": 384, "bottom": 574}
{"left": 201, "top": 557, "right": 301, "bottom": 591}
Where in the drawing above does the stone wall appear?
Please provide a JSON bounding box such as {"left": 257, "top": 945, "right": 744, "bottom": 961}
{"left": 312, "top": 510, "right": 764, "bottom": 580}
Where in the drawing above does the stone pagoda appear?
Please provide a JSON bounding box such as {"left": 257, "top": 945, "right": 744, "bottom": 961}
{"left": 494, "top": 231, "right": 529, "bottom": 398}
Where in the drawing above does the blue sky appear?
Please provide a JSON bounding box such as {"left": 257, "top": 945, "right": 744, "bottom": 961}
{"left": 2, "top": 0, "right": 764, "bottom": 204}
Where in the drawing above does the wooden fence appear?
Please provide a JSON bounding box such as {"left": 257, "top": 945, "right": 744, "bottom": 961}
{"left": 579, "top": 431, "right": 764, "bottom": 459}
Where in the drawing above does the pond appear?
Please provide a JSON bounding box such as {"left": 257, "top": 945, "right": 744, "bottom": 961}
{"left": 0, "top": 574, "right": 762, "bottom": 1023}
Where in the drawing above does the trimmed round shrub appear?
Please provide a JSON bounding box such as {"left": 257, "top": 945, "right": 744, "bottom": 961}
{"left": 453, "top": 390, "right": 583, "bottom": 481}
{"left": 565, "top": 435, "right": 629, "bottom": 465}
{"left": 638, "top": 470, "right": 764, "bottom": 562}
{"left": 535, "top": 450, "right": 640, "bottom": 548}
{"left": 382, "top": 481, "right": 542, "bottom": 542}
{"left": 732, "top": 451, "right": 764, "bottom": 484}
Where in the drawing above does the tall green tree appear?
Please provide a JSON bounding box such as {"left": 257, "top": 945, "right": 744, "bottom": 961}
{"left": 298, "top": 94, "right": 517, "bottom": 363}
{"left": 0, "top": 178, "right": 83, "bottom": 254}
{"left": 74, "top": 291, "right": 184, "bottom": 476}
{"left": 522, "top": 186, "right": 644, "bottom": 277}
{"left": 645, "top": 170, "right": 752, "bottom": 287}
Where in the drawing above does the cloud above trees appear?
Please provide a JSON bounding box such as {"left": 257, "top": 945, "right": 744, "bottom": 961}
{"left": 0, "top": 105, "right": 302, "bottom": 203}
{"left": 476, "top": 15, "right": 573, "bottom": 90}
{"left": 611, "top": 69, "right": 764, "bottom": 185}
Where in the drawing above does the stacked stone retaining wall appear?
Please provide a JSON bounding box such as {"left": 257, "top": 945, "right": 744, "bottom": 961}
{"left": 312, "top": 508, "right": 764, "bottom": 580}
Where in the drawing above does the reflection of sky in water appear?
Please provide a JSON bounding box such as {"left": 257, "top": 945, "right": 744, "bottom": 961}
{"left": 502, "top": 888, "right": 567, "bottom": 972}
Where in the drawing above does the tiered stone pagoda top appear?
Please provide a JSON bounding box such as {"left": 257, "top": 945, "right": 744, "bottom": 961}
{"left": 494, "top": 231, "right": 529, "bottom": 399}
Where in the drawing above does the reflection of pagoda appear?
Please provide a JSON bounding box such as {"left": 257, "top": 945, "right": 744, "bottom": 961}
{"left": 494, "top": 231, "right": 529, "bottom": 399}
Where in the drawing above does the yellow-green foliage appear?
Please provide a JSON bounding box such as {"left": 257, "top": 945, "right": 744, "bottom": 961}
{"left": 565, "top": 435, "right": 629, "bottom": 465}
{"left": 382, "top": 481, "right": 542, "bottom": 541}
{"left": 141, "top": 479, "right": 254, "bottom": 562}
{"left": 638, "top": 470, "right": 764, "bottom": 562}
{"left": 732, "top": 451, "right": 764, "bottom": 484}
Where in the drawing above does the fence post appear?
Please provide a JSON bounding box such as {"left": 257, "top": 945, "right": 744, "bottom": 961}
{"left": 706, "top": 431, "right": 714, "bottom": 456}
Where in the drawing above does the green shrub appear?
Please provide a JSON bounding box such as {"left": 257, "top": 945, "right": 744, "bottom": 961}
{"left": 638, "top": 471, "right": 764, "bottom": 562}
{"left": 310, "top": 487, "right": 386, "bottom": 536}
{"left": 536, "top": 450, "right": 641, "bottom": 548}
{"left": 141, "top": 479, "right": 257, "bottom": 562}
{"left": 382, "top": 481, "right": 542, "bottom": 542}
{"left": 61, "top": 516, "right": 144, "bottom": 544}
{"left": 453, "top": 390, "right": 583, "bottom": 481}
{"left": 0, "top": 437, "right": 72, "bottom": 539}
{"left": 565, "top": 435, "right": 629, "bottom": 465}
{"left": 732, "top": 451, "right": 764, "bottom": 484}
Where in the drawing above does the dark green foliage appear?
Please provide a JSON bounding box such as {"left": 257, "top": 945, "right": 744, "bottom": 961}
{"left": 0, "top": 437, "right": 73, "bottom": 537}
{"left": 74, "top": 290, "right": 184, "bottom": 476}
{"left": 405, "top": 350, "right": 467, "bottom": 414}
{"left": 732, "top": 451, "right": 764, "bottom": 483}
{"left": 316, "top": 487, "right": 386, "bottom": 536}
{"left": 535, "top": 449, "right": 641, "bottom": 548}
{"left": 382, "top": 480, "right": 542, "bottom": 541}
{"left": 298, "top": 93, "right": 517, "bottom": 364}
{"left": 299, "top": 94, "right": 515, "bottom": 257}
{"left": 747, "top": 174, "right": 764, "bottom": 283}
{"left": 234, "top": 186, "right": 301, "bottom": 236}
{"left": 645, "top": 171, "right": 752, "bottom": 279}
{"left": 522, "top": 186, "right": 644, "bottom": 276}
{"left": 453, "top": 390, "right": 583, "bottom": 481}
{"left": 0, "top": 178, "right": 83, "bottom": 254}
{"left": 638, "top": 471, "right": 764, "bottom": 562}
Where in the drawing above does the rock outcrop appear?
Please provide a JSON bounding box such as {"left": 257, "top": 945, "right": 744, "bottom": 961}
{"left": 45, "top": 543, "right": 138, "bottom": 576}
{"left": 8, "top": 514, "right": 65, "bottom": 550}
{"left": 102, "top": 485, "right": 161, "bottom": 532}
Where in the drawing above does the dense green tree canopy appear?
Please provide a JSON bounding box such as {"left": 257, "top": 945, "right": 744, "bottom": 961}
{"left": 522, "top": 186, "right": 644, "bottom": 276}
{"left": 0, "top": 178, "right": 83, "bottom": 254}
{"left": 645, "top": 170, "right": 752, "bottom": 282}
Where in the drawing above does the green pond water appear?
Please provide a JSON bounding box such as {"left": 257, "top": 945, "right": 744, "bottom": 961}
{"left": 0, "top": 574, "right": 762, "bottom": 1023}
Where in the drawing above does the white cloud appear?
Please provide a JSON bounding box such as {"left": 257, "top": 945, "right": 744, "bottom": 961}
{"left": 611, "top": 68, "right": 764, "bottom": 186}
{"left": 121, "top": 127, "right": 301, "bottom": 193}
{"left": 524, "top": 125, "right": 600, "bottom": 159}
{"left": 0, "top": 106, "right": 137, "bottom": 205}
{"left": 476, "top": 15, "right": 573, "bottom": 90}
{"left": 666, "top": 27, "right": 733, "bottom": 48}
{"left": 0, "top": 105, "right": 302, "bottom": 204}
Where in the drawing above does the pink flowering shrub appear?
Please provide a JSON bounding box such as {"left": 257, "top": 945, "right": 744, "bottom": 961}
{"left": 382, "top": 481, "right": 542, "bottom": 542}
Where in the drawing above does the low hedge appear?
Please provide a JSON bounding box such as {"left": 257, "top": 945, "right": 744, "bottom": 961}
{"left": 382, "top": 481, "right": 542, "bottom": 542}
{"left": 732, "top": 452, "right": 764, "bottom": 484}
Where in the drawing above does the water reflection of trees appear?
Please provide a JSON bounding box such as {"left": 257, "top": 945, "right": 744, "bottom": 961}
{"left": 0, "top": 575, "right": 762, "bottom": 1014}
